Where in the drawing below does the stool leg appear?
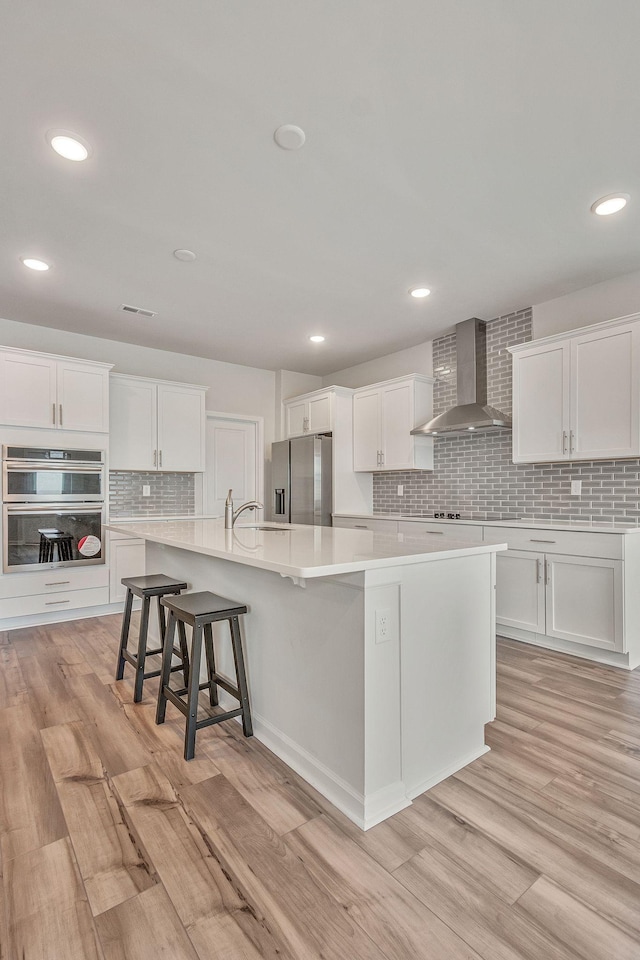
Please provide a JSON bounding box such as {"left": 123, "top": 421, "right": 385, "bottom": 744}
{"left": 230, "top": 617, "right": 253, "bottom": 738}
{"left": 178, "top": 620, "right": 190, "bottom": 687}
{"left": 115, "top": 588, "right": 134, "bottom": 681}
{"left": 156, "top": 611, "right": 177, "bottom": 725}
{"left": 133, "top": 596, "right": 151, "bottom": 703}
{"left": 156, "top": 595, "right": 166, "bottom": 644}
{"left": 185, "top": 624, "right": 204, "bottom": 761}
{"left": 203, "top": 622, "right": 218, "bottom": 707}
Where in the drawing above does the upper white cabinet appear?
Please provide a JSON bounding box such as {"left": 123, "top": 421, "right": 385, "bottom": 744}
{"left": 0, "top": 348, "right": 111, "bottom": 433}
{"left": 353, "top": 375, "right": 434, "bottom": 472}
{"left": 284, "top": 388, "right": 333, "bottom": 438}
{"left": 110, "top": 374, "right": 207, "bottom": 472}
{"left": 510, "top": 315, "right": 640, "bottom": 463}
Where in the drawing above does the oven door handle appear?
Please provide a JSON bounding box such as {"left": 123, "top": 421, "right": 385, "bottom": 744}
{"left": 4, "top": 462, "right": 104, "bottom": 472}
{"left": 4, "top": 503, "right": 104, "bottom": 515}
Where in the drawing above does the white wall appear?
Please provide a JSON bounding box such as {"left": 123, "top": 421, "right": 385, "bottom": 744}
{"left": 533, "top": 269, "right": 640, "bottom": 340}
{"left": 323, "top": 340, "right": 433, "bottom": 389}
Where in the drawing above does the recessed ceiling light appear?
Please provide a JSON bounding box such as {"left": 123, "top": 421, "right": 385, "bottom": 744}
{"left": 409, "top": 286, "right": 431, "bottom": 298}
{"left": 274, "top": 125, "right": 306, "bottom": 150}
{"left": 47, "top": 130, "right": 91, "bottom": 162}
{"left": 309, "top": 335, "right": 325, "bottom": 343}
{"left": 173, "top": 249, "right": 197, "bottom": 262}
{"left": 590, "top": 193, "right": 629, "bottom": 216}
{"left": 21, "top": 257, "right": 50, "bottom": 271}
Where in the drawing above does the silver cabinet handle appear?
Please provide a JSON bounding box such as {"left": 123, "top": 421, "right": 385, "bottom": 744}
{"left": 45, "top": 580, "right": 70, "bottom": 586}
{"left": 46, "top": 599, "right": 70, "bottom": 606}
{"left": 426, "top": 530, "right": 444, "bottom": 535}
{"left": 570, "top": 430, "right": 575, "bottom": 454}
{"left": 545, "top": 560, "right": 551, "bottom": 585}
{"left": 536, "top": 559, "right": 542, "bottom": 583}
{"left": 159, "top": 450, "right": 162, "bottom": 467}
{"left": 354, "top": 524, "right": 368, "bottom": 529}
{"left": 59, "top": 404, "right": 63, "bottom": 427}
{"left": 52, "top": 402, "right": 56, "bottom": 425}
{"left": 380, "top": 451, "right": 384, "bottom": 466}
{"left": 562, "top": 431, "right": 568, "bottom": 454}
{"left": 530, "top": 539, "right": 556, "bottom": 543}
{"left": 153, "top": 449, "right": 157, "bottom": 468}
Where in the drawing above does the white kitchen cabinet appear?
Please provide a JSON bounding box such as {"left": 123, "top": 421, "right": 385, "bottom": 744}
{"left": 284, "top": 388, "right": 333, "bottom": 438}
{"left": 488, "top": 525, "right": 626, "bottom": 656}
{"left": 0, "top": 347, "right": 111, "bottom": 432}
{"left": 109, "top": 533, "right": 145, "bottom": 603}
{"left": 332, "top": 516, "right": 399, "bottom": 533}
{"left": 353, "top": 375, "right": 434, "bottom": 472}
{"left": 110, "top": 374, "right": 207, "bottom": 472}
{"left": 495, "top": 549, "right": 546, "bottom": 633}
{"left": 545, "top": 554, "right": 622, "bottom": 651}
{"left": 510, "top": 314, "right": 640, "bottom": 463}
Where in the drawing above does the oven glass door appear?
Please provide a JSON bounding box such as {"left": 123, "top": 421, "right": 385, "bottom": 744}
{"left": 4, "top": 505, "right": 105, "bottom": 572}
{"left": 3, "top": 463, "right": 104, "bottom": 502}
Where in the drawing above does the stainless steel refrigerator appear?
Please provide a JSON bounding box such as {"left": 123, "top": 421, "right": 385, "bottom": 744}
{"left": 272, "top": 436, "right": 333, "bottom": 526}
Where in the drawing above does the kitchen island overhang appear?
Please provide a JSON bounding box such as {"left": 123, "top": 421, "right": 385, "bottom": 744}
{"left": 108, "top": 519, "right": 507, "bottom": 829}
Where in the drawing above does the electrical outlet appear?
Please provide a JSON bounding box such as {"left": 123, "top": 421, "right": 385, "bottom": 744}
{"left": 570, "top": 479, "right": 582, "bottom": 496}
{"left": 142, "top": 484, "right": 151, "bottom": 497}
{"left": 375, "top": 608, "right": 392, "bottom": 643}
{"left": 397, "top": 484, "right": 404, "bottom": 496}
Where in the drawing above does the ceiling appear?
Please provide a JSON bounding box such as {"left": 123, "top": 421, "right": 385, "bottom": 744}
{"left": 2, "top": 1, "right": 640, "bottom": 376}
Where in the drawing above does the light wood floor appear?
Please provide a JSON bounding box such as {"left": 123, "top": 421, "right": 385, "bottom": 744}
{"left": 1, "top": 617, "right": 640, "bottom": 960}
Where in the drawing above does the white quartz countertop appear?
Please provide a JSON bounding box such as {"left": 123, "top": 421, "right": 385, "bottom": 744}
{"left": 333, "top": 514, "right": 640, "bottom": 534}
{"left": 107, "top": 518, "right": 507, "bottom": 579}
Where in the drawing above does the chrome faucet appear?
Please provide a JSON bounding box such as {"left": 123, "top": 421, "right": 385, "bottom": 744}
{"left": 225, "top": 489, "right": 264, "bottom": 529}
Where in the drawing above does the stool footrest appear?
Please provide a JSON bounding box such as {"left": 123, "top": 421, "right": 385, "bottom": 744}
{"left": 210, "top": 673, "right": 240, "bottom": 701}
{"left": 162, "top": 684, "right": 243, "bottom": 729}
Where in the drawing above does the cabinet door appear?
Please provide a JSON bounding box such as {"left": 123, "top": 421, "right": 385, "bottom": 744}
{"left": 512, "top": 343, "right": 570, "bottom": 463}
{"left": 109, "top": 377, "right": 157, "bottom": 471}
{"left": 307, "top": 393, "right": 332, "bottom": 434}
{"left": 380, "top": 381, "right": 413, "bottom": 469}
{"left": 571, "top": 324, "right": 640, "bottom": 460}
{"left": 157, "top": 384, "right": 205, "bottom": 472}
{"left": 57, "top": 362, "right": 110, "bottom": 433}
{"left": 495, "top": 549, "right": 546, "bottom": 632}
{"left": 109, "top": 538, "right": 145, "bottom": 603}
{"left": 0, "top": 351, "right": 57, "bottom": 428}
{"left": 545, "top": 554, "right": 623, "bottom": 651}
{"left": 353, "top": 389, "right": 380, "bottom": 471}
{"left": 285, "top": 399, "right": 308, "bottom": 438}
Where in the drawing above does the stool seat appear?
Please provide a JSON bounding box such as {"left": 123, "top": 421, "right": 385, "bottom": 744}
{"left": 157, "top": 590, "right": 252, "bottom": 759}
{"left": 161, "top": 590, "right": 247, "bottom": 624}
{"left": 115, "top": 573, "right": 189, "bottom": 703}
{"left": 121, "top": 574, "right": 188, "bottom": 597}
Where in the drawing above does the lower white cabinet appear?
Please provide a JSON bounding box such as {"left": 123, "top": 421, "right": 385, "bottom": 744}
{"left": 491, "top": 530, "right": 626, "bottom": 656}
{"left": 332, "top": 516, "right": 398, "bottom": 533}
{"left": 109, "top": 533, "right": 145, "bottom": 603}
{"left": 0, "top": 565, "right": 109, "bottom": 621}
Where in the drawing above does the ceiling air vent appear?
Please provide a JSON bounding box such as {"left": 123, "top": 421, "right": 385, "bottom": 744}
{"left": 119, "top": 303, "right": 157, "bottom": 318}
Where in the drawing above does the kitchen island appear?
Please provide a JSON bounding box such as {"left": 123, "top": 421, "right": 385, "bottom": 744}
{"left": 108, "top": 518, "right": 507, "bottom": 829}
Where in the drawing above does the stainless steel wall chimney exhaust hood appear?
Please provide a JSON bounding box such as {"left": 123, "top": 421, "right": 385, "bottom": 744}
{"left": 411, "top": 318, "right": 512, "bottom": 436}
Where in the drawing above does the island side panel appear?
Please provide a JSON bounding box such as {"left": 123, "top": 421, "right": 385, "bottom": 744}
{"left": 145, "top": 541, "right": 369, "bottom": 821}
{"left": 399, "top": 551, "right": 494, "bottom": 799}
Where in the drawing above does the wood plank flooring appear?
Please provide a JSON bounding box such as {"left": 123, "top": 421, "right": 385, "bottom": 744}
{"left": 1, "top": 617, "right": 640, "bottom": 959}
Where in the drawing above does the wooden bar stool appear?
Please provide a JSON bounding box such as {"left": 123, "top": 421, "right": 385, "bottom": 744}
{"left": 115, "top": 574, "right": 189, "bottom": 703}
{"left": 156, "top": 591, "right": 253, "bottom": 760}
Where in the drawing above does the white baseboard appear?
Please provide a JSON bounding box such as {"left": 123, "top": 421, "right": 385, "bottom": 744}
{"left": 498, "top": 625, "right": 634, "bottom": 670}
{"left": 252, "top": 711, "right": 411, "bottom": 831}
{"left": 405, "top": 744, "right": 490, "bottom": 801}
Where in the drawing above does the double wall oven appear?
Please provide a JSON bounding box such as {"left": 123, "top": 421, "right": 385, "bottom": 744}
{"left": 2, "top": 446, "right": 106, "bottom": 573}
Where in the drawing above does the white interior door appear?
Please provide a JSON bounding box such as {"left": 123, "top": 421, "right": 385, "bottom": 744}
{"left": 205, "top": 415, "right": 261, "bottom": 518}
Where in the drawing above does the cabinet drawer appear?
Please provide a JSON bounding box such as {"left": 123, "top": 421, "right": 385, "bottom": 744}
{"left": 0, "top": 565, "right": 109, "bottom": 600}
{"left": 333, "top": 517, "right": 399, "bottom": 534}
{"left": 483, "top": 526, "right": 623, "bottom": 560}
{"left": 0, "top": 586, "right": 109, "bottom": 619}
{"left": 398, "top": 520, "right": 484, "bottom": 541}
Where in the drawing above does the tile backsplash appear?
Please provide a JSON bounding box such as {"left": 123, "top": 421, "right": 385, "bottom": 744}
{"left": 109, "top": 471, "right": 195, "bottom": 517}
{"left": 373, "top": 309, "right": 640, "bottom": 521}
